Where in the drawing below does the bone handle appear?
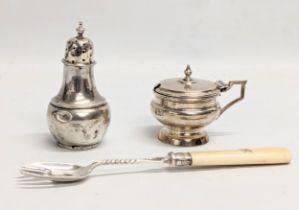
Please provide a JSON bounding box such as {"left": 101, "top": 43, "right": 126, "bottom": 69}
{"left": 190, "top": 147, "right": 292, "bottom": 166}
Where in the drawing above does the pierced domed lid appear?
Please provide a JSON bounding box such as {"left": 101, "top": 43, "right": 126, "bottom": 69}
{"left": 153, "top": 65, "right": 221, "bottom": 99}
{"left": 63, "top": 22, "right": 95, "bottom": 66}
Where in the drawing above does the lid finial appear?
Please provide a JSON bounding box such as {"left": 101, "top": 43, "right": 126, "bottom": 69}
{"left": 76, "top": 21, "right": 85, "bottom": 38}
{"left": 184, "top": 65, "right": 192, "bottom": 82}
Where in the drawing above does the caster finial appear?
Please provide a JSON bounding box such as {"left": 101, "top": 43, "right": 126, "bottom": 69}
{"left": 76, "top": 21, "right": 85, "bottom": 38}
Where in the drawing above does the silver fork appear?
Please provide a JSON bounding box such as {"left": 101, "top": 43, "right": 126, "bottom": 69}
{"left": 20, "top": 147, "right": 292, "bottom": 182}
{"left": 20, "top": 156, "right": 169, "bottom": 182}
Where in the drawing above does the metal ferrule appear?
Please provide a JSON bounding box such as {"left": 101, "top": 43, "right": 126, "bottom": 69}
{"left": 167, "top": 152, "right": 192, "bottom": 166}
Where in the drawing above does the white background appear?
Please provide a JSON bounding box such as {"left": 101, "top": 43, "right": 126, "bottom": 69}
{"left": 0, "top": 0, "right": 298, "bottom": 209}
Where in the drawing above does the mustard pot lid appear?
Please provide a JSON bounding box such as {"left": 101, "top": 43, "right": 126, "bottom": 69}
{"left": 154, "top": 65, "right": 222, "bottom": 99}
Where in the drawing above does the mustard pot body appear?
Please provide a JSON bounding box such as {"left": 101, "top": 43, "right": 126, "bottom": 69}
{"left": 151, "top": 65, "right": 247, "bottom": 146}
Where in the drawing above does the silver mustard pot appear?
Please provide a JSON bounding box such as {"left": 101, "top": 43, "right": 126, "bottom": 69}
{"left": 151, "top": 65, "right": 247, "bottom": 146}
{"left": 47, "top": 22, "right": 110, "bottom": 150}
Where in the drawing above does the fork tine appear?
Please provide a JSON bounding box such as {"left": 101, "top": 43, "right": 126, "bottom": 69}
{"left": 20, "top": 170, "right": 44, "bottom": 178}
{"left": 21, "top": 166, "right": 43, "bottom": 173}
{"left": 22, "top": 164, "right": 51, "bottom": 172}
{"left": 21, "top": 168, "right": 45, "bottom": 176}
{"left": 20, "top": 165, "right": 51, "bottom": 178}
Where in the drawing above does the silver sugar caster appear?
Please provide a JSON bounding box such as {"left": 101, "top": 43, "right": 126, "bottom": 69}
{"left": 47, "top": 22, "right": 110, "bottom": 150}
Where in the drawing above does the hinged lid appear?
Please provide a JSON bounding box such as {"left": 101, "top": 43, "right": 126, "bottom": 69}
{"left": 63, "top": 22, "right": 95, "bottom": 66}
{"left": 154, "top": 65, "right": 220, "bottom": 99}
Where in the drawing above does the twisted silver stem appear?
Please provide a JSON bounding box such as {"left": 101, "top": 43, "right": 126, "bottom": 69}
{"left": 89, "top": 157, "right": 167, "bottom": 170}
{"left": 88, "top": 152, "right": 192, "bottom": 171}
